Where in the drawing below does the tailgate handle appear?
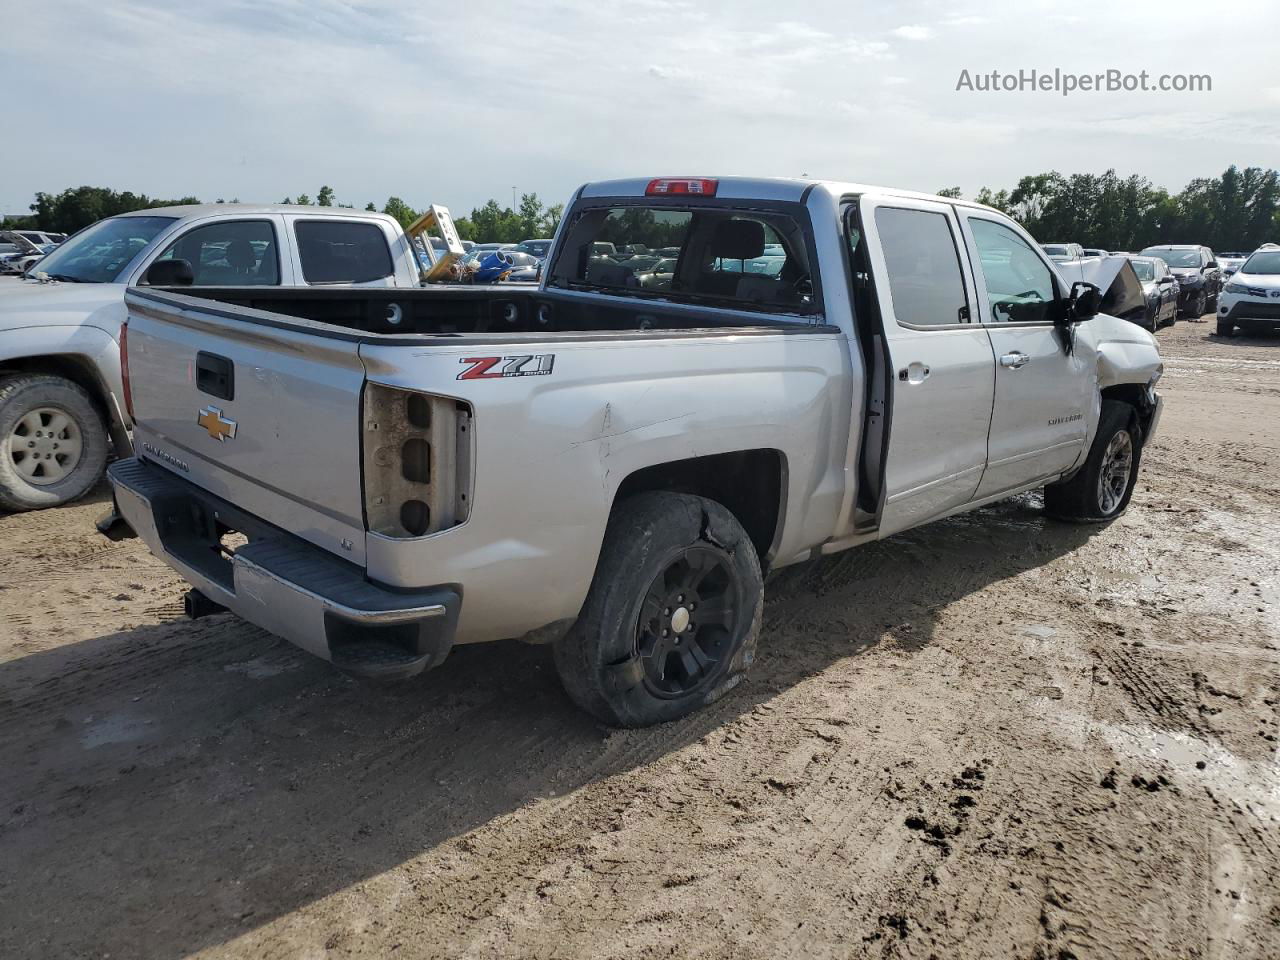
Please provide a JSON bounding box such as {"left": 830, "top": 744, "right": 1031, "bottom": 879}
{"left": 196, "top": 352, "right": 234, "bottom": 401}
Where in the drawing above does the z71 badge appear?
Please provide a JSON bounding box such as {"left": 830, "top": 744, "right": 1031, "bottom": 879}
{"left": 457, "top": 355, "right": 555, "bottom": 380}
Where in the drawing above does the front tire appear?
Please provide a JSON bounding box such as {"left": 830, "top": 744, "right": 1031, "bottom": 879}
{"left": 0, "top": 374, "right": 109, "bottom": 512}
{"left": 1217, "top": 318, "right": 1235, "bottom": 337}
{"left": 1044, "top": 400, "right": 1142, "bottom": 523}
{"left": 554, "top": 492, "right": 762, "bottom": 727}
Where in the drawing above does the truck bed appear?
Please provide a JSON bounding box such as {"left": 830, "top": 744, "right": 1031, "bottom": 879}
{"left": 139, "top": 285, "right": 826, "bottom": 340}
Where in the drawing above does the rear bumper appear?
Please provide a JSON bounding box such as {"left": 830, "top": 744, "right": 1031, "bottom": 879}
{"left": 105, "top": 458, "right": 460, "bottom": 679}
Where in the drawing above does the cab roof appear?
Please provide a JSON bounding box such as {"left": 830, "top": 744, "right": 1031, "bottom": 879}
{"left": 578, "top": 176, "right": 1008, "bottom": 217}
{"left": 116, "top": 203, "right": 395, "bottom": 221}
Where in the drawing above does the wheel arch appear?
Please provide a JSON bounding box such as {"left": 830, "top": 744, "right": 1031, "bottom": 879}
{"left": 0, "top": 352, "right": 129, "bottom": 456}
{"left": 1099, "top": 383, "right": 1156, "bottom": 437}
{"left": 610, "top": 449, "right": 787, "bottom": 572}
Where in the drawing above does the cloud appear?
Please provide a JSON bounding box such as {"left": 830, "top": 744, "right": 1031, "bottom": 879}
{"left": 890, "top": 25, "right": 935, "bottom": 41}
{"left": 1, "top": 0, "right": 1276, "bottom": 220}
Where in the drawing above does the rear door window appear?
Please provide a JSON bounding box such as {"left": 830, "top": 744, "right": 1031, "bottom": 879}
{"left": 295, "top": 220, "right": 393, "bottom": 283}
{"left": 550, "top": 205, "right": 817, "bottom": 315}
{"left": 153, "top": 220, "right": 279, "bottom": 285}
{"left": 874, "top": 207, "right": 970, "bottom": 326}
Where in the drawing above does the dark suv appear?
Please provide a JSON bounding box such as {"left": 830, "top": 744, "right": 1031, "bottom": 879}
{"left": 1139, "top": 244, "right": 1222, "bottom": 318}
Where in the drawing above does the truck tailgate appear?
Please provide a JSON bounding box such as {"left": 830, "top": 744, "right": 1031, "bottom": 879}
{"left": 124, "top": 289, "right": 369, "bottom": 564}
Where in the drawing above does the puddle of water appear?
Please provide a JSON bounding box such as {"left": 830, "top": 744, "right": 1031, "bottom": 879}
{"left": 1090, "top": 716, "right": 1280, "bottom": 818}
{"left": 1020, "top": 624, "right": 1057, "bottom": 639}
{"left": 80, "top": 713, "right": 149, "bottom": 749}
{"left": 223, "top": 655, "right": 298, "bottom": 680}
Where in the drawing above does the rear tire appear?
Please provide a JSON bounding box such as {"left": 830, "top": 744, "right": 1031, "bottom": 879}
{"left": 553, "top": 492, "right": 762, "bottom": 727}
{"left": 1044, "top": 400, "right": 1142, "bottom": 524}
{"left": 0, "top": 374, "right": 109, "bottom": 512}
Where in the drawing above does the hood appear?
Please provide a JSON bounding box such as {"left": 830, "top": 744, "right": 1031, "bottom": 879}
{"left": 1231, "top": 271, "right": 1280, "bottom": 291}
{"left": 0, "top": 278, "right": 126, "bottom": 334}
{"left": 1079, "top": 256, "right": 1147, "bottom": 323}
{"left": 1168, "top": 266, "right": 1200, "bottom": 276}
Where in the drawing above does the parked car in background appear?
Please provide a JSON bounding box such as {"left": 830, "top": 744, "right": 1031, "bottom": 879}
{"left": 0, "top": 231, "right": 47, "bottom": 275}
{"left": 1041, "top": 242, "right": 1085, "bottom": 262}
{"left": 514, "top": 238, "right": 554, "bottom": 260}
{"left": 1139, "top": 244, "right": 1222, "bottom": 317}
{"left": 1127, "top": 256, "right": 1180, "bottom": 330}
{"left": 13, "top": 230, "right": 59, "bottom": 250}
{"left": 1217, "top": 251, "right": 1250, "bottom": 278}
{"left": 1082, "top": 248, "right": 1108, "bottom": 258}
{"left": 0, "top": 204, "right": 424, "bottom": 511}
{"left": 464, "top": 242, "right": 515, "bottom": 261}
{"left": 501, "top": 250, "right": 541, "bottom": 281}
{"left": 102, "top": 174, "right": 1163, "bottom": 726}
{"left": 635, "top": 257, "right": 677, "bottom": 291}
{"left": 1217, "top": 247, "right": 1280, "bottom": 337}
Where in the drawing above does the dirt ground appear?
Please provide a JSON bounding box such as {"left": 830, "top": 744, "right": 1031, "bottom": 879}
{"left": 1, "top": 319, "right": 1278, "bottom": 960}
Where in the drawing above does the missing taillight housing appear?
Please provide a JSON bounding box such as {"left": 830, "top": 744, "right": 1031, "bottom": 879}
{"left": 362, "top": 384, "right": 472, "bottom": 538}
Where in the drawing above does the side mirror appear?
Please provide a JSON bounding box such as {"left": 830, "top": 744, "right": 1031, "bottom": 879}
{"left": 144, "top": 258, "right": 194, "bottom": 286}
{"left": 1158, "top": 276, "right": 1175, "bottom": 285}
{"left": 1206, "top": 261, "right": 1218, "bottom": 269}
{"left": 1066, "top": 281, "right": 1102, "bottom": 322}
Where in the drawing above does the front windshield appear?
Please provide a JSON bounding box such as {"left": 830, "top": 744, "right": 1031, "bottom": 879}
{"left": 1240, "top": 251, "right": 1280, "bottom": 275}
{"left": 1130, "top": 260, "right": 1155, "bottom": 281}
{"left": 29, "top": 215, "right": 175, "bottom": 282}
{"left": 1146, "top": 249, "right": 1200, "bottom": 268}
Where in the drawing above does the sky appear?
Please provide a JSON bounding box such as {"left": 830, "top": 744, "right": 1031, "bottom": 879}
{"left": 3, "top": 0, "right": 1278, "bottom": 219}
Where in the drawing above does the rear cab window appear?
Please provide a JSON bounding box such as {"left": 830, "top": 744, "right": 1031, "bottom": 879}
{"left": 547, "top": 201, "right": 820, "bottom": 318}
{"left": 295, "top": 220, "right": 394, "bottom": 284}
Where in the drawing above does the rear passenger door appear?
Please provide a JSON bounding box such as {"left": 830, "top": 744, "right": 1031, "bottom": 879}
{"left": 960, "top": 214, "right": 1091, "bottom": 498}
{"left": 287, "top": 217, "right": 400, "bottom": 287}
{"left": 861, "top": 197, "right": 996, "bottom": 537}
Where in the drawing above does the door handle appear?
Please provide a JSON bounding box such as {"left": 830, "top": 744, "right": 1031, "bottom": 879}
{"left": 897, "top": 362, "right": 931, "bottom": 384}
{"left": 1000, "top": 352, "right": 1031, "bottom": 369}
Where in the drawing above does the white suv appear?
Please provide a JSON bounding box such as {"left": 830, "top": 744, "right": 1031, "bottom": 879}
{"left": 1217, "top": 247, "right": 1280, "bottom": 337}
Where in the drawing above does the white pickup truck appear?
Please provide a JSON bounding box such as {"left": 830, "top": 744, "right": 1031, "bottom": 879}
{"left": 0, "top": 204, "right": 423, "bottom": 511}
{"left": 103, "top": 176, "right": 1164, "bottom": 726}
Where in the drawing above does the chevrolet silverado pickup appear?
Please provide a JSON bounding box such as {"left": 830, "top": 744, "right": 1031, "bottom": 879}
{"left": 0, "top": 204, "right": 424, "bottom": 511}
{"left": 103, "top": 176, "right": 1164, "bottom": 727}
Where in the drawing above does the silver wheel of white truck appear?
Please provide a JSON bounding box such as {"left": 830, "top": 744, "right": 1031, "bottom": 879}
{"left": 554, "top": 492, "right": 762, "bottom": 727}
{"left": 0, "top": 374, "right": 109, "bottom": 512}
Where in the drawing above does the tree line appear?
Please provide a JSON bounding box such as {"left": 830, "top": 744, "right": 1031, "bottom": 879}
{"left": 4, "top": 184, "right": 565, "bottom": 245}
{"left": 936, "top": 165, "right": 1280, "bottom": 252}
{"left": 10, "top": 166, "right": 1277, "bottom": 251}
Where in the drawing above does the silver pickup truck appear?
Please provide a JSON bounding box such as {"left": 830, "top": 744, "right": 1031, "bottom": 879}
{"left": 102, "top": 176, "right": 1164, "bottom": 726}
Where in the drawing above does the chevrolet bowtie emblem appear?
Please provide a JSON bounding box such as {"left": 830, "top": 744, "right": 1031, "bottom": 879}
{"left": 197, "top": 406, "right": 237, "bottom": 442}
